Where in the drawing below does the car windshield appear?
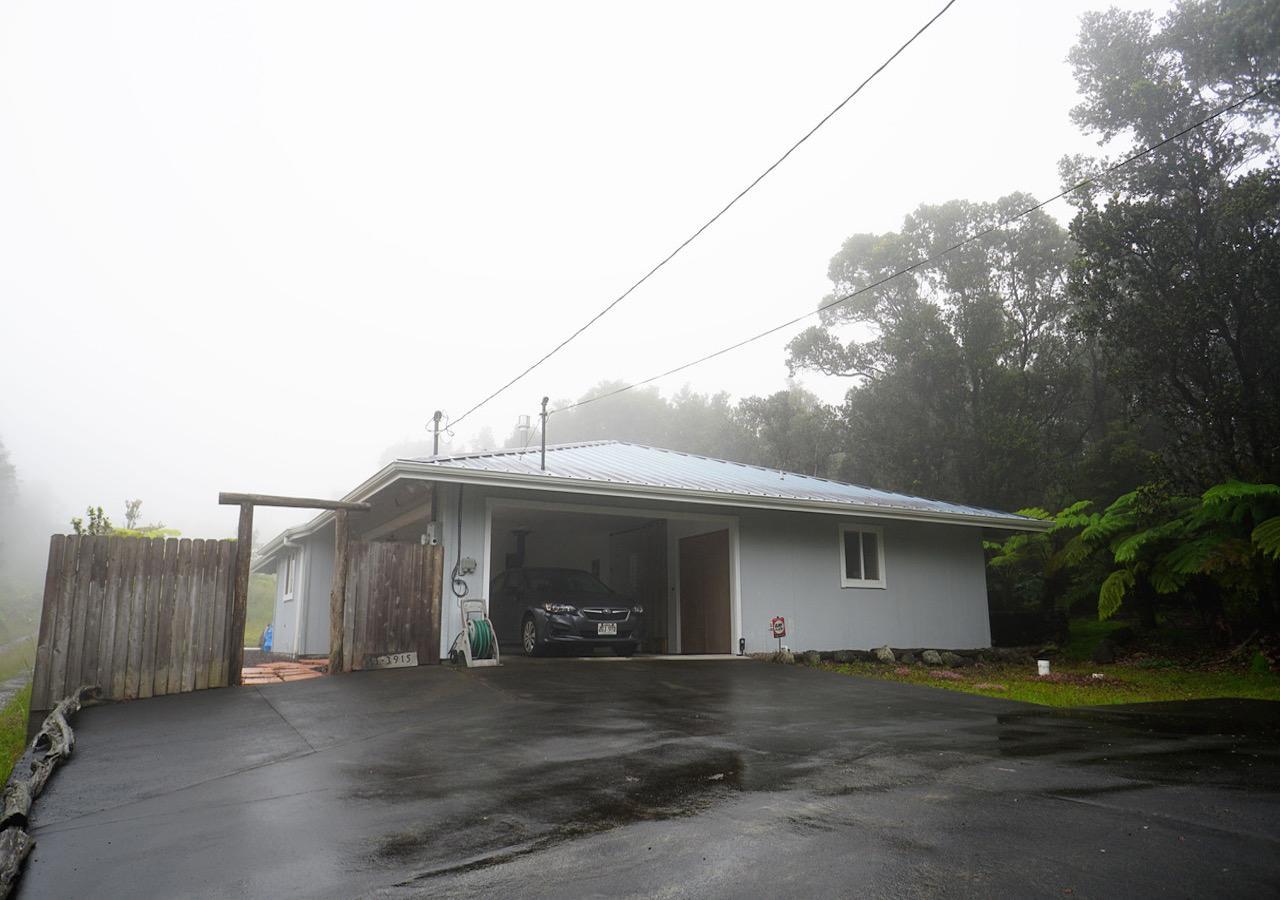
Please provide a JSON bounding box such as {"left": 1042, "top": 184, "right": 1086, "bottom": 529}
{"left": 525, "top": 569, "right": 613, "bottom": 596}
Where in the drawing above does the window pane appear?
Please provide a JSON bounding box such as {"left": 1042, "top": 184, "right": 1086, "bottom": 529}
{"left": 843, "top": 531, "right": 862, "bottom": 580}
{"left": 862, "top": 532, "right": 879, "bottom": 581}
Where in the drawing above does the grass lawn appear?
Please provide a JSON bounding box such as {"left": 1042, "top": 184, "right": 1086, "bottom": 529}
{"left": 1, "top": 682, "right": 32, "bottom": 784}
{"left": 0, "top": 636, "right": 35, "bottom": 684}
{"left": 828, "top": 659, "right": 1280, "bottom": 707}
{"left": 244, "top": 573, "right": 276, "bottom": 646}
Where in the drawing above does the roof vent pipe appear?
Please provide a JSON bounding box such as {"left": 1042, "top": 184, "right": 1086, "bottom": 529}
{"left": 540, "top": 397, "right": 549, "bottom": 471}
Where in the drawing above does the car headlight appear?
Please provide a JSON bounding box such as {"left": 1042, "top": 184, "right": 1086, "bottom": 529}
{"left": 631, "top": 605, "right": 644, "bottom": 614}
{"left": 543, "top": 602, "right": 577, "bottom": 614}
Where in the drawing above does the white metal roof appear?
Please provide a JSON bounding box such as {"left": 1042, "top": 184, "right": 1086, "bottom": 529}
{"left": 254, "top": 440, "right": 1046, "bottom": 570}
{"left": 406, "top": 441, "right": 1043, "bottom": 528}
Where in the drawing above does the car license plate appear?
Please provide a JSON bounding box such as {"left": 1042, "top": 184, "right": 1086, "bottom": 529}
{"left": 597, "top": 622, "right": 618, "bottom": 636}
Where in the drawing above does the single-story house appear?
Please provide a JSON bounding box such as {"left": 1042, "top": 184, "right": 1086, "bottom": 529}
{"left": 252, "top": 441, "right": 1048, "bottom": 659}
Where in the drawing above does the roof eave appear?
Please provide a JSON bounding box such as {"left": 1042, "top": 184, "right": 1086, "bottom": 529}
{"left": 391, "top": 460, "right": 1053, "bottom": 532}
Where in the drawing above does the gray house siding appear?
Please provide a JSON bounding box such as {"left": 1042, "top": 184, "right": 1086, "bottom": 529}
{"left": 438, "top": 482, "right": 992, "bottom": 659}
{"left": 736, "top": 511, "right": 991, "bottom": 653}
{"left": 300, "top": 522, "right": 335, "bottom": 655}
{"left": 270, "top": 551, "right": 296, "bottom": 654}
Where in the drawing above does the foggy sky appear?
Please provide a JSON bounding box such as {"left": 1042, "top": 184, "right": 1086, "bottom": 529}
{"left": 0, "top": 0, "right": 1172, "bottom": 542}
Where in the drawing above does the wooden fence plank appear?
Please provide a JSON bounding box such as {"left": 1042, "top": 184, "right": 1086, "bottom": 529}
{"left": 169, "top": 539, "right": 193, "bottom": 695}
{"left": 210, "top": 540, "right": 232, "bottom": 688}
{"left": 138, "top": 537, "right": 165, "bottom": 700}
{"left": 153, "top": 538, "right": 178, "bottom": 697}
{"left": 108, "top": 537, "right": 137, "bottom": 699}
{"left": 31, "top": 536, "right": 64, "bottom": 710}
{"left": 94, "top": 537, "right": 125, "bottom": 698}
{"left": 123, "top": 537, "right": 151, "bottom": 699}
{"left": 50, "top": 536, "right": 80, "bottom": 706}
{"left": 193, "top": 540, "right": 214, "bottom": 691}
{"left": 72, "top": 536, "right": 106, "bottom": 695}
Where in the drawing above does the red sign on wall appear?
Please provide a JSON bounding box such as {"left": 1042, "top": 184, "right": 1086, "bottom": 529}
{"left": 770, "top": 616, "right": 786, "bottom": 638}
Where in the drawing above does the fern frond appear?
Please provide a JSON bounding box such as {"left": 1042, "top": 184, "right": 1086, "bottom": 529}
{"left": 1251, "top": 516, "right": 1280, "bottom": 560}
{"left": 1098, "top": 569, "right": 1133, "bottom": 620}
{"left": 1202, "top": 481, "right": 1280, "bottom": 505}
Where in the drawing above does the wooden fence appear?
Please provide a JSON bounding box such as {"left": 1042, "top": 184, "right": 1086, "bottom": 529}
{"left": 341, "top": 541, "right": 442, "bottom": 671}
{"left": 30, "top": 534, "right": 240, "bottom": 711}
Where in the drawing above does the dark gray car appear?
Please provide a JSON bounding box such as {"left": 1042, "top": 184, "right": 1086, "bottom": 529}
{"left": 489, "top": 567, "right": 644, "bottom": 656}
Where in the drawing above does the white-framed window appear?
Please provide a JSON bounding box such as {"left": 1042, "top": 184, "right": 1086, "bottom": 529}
{"left": 839, "top": 525, "right": 885, "bottom": 589}
{"left": 283, "top": 552, "right": 297, "bottom": 601}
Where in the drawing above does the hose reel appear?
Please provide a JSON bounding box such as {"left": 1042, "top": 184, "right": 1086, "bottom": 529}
{"left": 450, "top": 598, "right": 501, "bottom": 668}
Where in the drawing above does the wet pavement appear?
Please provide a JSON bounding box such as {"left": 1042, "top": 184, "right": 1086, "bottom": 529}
{"left": 17, "top": 658, "right": 1280, "bottom": 898}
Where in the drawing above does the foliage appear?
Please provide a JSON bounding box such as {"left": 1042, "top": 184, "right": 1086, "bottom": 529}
{"left": 71, "top": 506, "right": 113, "bottom": 535}
{"left": 71, "top": 502, "right": 179, "bottom": 539}
{"left": 1063, "top": 0, "right": 1280, "bottom": 486}
{"left": 1069, "top": 481, "right": 1280, "bottom": 629}
{"left": 830, "top": 657, "right": 1280, "bottom": 708}
{"left": 0, "top": 682, "right": 32, "bottom": 785}
{"left": 245, "top": 573, "right": 276, "bottom": 646}
{"left": 785, "top": 194, "right": 1091, "bottom": 511}
{"left": 124, "top": 499, "right": 142, "bottom": 530}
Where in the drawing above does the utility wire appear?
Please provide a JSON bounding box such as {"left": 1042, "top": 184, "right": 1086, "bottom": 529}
{"left": 446, "top": 0, "right": 960, "bottom": 430}
{"left": 552, "top": 87, "right": 1269, "bottom": 417}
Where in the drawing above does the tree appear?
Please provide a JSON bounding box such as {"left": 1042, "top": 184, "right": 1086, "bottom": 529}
{"left": 71, "top": 506, "right": 113, "bottom": 536}
{"left": 787, "top": 195, "right": 1090, "bottom": 510}
{"left": 1063, "top": 0, "right": 1280, "bottom": 487}
{"left": 124, "top": 499, "right": 142, "bottom": 530}
{"left": 732, "top": 385, "right": 842, "bottom": 477}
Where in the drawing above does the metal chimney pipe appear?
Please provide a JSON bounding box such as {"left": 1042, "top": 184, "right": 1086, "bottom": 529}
{"left": 540, "top": 396, "right": 549, "bottom": 470}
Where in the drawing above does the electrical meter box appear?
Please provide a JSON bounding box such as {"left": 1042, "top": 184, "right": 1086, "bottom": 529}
{"left": 458, "top": 556, "right": 478, "bottom": 576}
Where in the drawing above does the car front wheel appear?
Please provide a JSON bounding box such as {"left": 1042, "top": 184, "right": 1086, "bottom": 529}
{"left": 522, "top": 616, "right": 544, "bottom": 656}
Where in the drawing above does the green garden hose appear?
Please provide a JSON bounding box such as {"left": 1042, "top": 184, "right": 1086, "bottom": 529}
{"left": 467, "top": 617, "right": 496, "bottom": 660}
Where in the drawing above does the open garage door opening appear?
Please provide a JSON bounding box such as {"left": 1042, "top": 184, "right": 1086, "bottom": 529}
{"left": 485, "top": 502, "right": 735, "bottom": 657}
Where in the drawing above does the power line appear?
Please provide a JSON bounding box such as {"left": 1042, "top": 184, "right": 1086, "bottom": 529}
{"left": 446, "top": 0, "right": 960, "bottom": 430}
{"left": 552, "top": 87, "right": 1269, "bottom": 417}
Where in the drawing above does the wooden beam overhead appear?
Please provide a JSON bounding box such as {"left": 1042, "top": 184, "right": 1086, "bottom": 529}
{"left": 217, "top": 492, "right": 372, "bottom": 512}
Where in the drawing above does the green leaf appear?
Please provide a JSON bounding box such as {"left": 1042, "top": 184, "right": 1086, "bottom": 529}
{"left": 1253, "top": 516, "right": 1280, "bottom": 560}
{"left": 1159, "top": 535, "right": 1222, "bottom": 575}
{"left": 1098, "top": 569, "right": 1134, "bottom": 621}
{"left": 1202, "top": 481, "right": 1280, "bottom": 505}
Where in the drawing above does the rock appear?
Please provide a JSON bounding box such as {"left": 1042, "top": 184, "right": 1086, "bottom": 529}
{"left": 800, "top": 650, "right": 822, "bottom": 667}
{"left": 833, "top": 649, "right": 859, "bottom": 664}
{"left": 817, "top": 650, "right": 836, "bottom": 662}
{"left": 872, "top": 645, "right": 896, "bottom": 663}
{"left": 898, "top": 650, "right": 916, "bottom": 665}
{"left": 770, "top": 649, "right": 795, "bottom": 665}
{"left": 1091, "top": 638, "right": 1117, "bottom": 664}
{"left": 921, "top": 650, "right": 943, "bottom": 666}
{"left": 939, "top": 651, "right": 965, "bottom": 667}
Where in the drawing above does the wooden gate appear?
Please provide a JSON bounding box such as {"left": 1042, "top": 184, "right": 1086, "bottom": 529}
{"left": 340, "top": 541, "right": 442, "bottom": 671}
{"left": 31, "top": 534, "right": 240, "bottom": 712}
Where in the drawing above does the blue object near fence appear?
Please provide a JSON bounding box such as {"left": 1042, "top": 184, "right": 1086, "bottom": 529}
{"left": 262, "top": 624, "right": 273, "bottom": 652}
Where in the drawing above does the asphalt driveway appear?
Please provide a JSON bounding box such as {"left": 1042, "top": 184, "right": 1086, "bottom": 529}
{"left": 17, "top": 658, "right": 1280, "bottom": 898}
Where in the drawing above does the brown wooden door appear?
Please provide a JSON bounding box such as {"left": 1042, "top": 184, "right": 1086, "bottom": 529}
{"left": 678, "top": 529, "right": 731, "bottom": 654}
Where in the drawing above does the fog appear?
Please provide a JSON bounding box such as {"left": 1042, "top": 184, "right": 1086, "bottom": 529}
{"left": 0, "top": 0, "right": 1171, "bottom": 544}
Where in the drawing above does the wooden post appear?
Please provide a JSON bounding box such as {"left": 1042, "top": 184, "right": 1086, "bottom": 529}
{"left": 329, "top": 509, "right": 349, "bottom": 674}
{"left": 228, "top": 503, "right": 253, "bottom": 685}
